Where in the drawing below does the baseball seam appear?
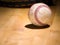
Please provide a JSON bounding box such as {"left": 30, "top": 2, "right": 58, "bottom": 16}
{"left": 34, "top": 5, "right": 50, "bottom": 26}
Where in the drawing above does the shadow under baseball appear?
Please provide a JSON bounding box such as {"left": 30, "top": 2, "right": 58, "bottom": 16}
{"left": 25, "top": 24, "right": 50, "bottom": 29}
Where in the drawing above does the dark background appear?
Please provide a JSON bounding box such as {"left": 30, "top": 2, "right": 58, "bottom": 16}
{"left": 0, "top": 0, "right": 56, "bottom": 8}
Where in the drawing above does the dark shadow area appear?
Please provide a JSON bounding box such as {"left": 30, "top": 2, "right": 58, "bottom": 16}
{"left": 25, "top": 24, "right": 50, "bottom": 29}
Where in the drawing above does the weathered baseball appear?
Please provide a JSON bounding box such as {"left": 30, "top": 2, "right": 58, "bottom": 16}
{"left": 28, "top": 3, "right": 52, "bottom": 26}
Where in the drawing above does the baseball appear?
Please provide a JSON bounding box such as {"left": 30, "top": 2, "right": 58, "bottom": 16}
{"left": 28, "top": 3, "right": 52, "bottom": 26}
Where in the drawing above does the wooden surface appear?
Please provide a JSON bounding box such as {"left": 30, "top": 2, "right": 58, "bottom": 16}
{"left": 0, "top": 6, "right": 60, "bottom": 45}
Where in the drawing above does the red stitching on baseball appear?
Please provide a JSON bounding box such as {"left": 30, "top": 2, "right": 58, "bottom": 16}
{"left": 34, "top": 5, "right": 50, "bottom": 25}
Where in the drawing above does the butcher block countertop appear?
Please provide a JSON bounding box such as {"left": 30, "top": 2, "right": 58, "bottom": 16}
{"left": 0, "top": 6, "right": 60, "bottom": 45}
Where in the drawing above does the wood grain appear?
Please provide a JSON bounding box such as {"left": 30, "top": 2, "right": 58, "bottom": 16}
{"left": 0, "top": 6, "right": 60, "bottom": 45}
